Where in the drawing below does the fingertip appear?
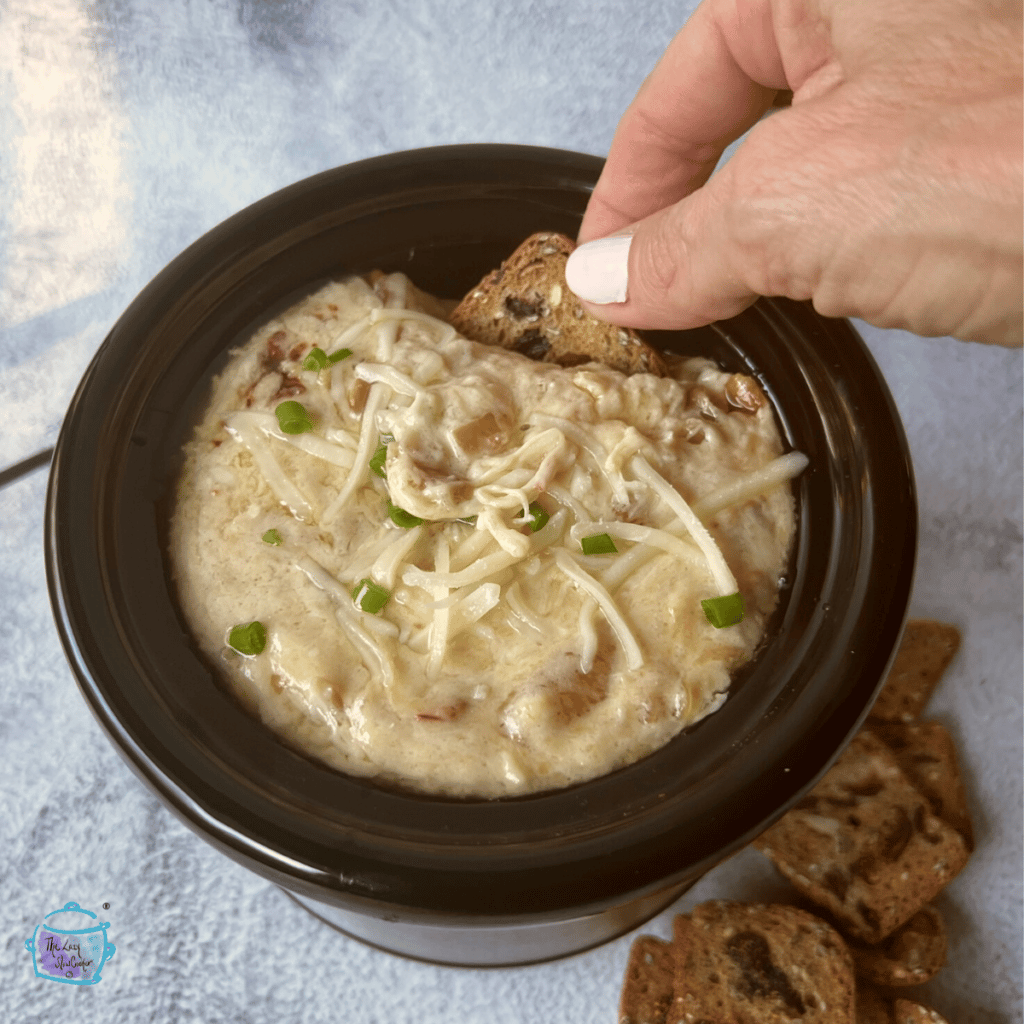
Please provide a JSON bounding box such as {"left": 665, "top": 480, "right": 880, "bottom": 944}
{"left": 565, "top": 234, "right": 633, "bottom": 305}
{"left": 570, "top": 197, "right": 759, "bottom": 332}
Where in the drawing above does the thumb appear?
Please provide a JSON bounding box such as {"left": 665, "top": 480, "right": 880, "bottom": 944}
{"left": 566, "top": 182, "right": 765, "bottom": 331}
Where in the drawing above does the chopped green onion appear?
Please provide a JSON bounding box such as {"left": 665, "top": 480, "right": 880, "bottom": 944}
{"left": 301, "top": 347, "right": 329, "bottom": 372}
{"left": 369, "top": 441, "right": 388, "bottom": 478}
{"left": 228, "top": 621, "right": 267, "bottom": 655}
{"left": 525, "top": 501, "right": 549, "bottom": 533}
{"left": 275, "top": 400, "right": 314, "bottom": 435}
{"left": 261, "top": 528, "right": 282, "bottom": 546}
{"left": 581, "top": 533, "right": 617, "bottom": 555}
{"left": 303, "top": 346, "right": 351, "bottom": 371}
{"left": 387, "top": 502, "right": 424, "bottom": 528}
{"left": 701, "top": 592, "right": 745, "bottom": 628}
{"left": 352, "top": 578, "right": 390, "bottom": 614}
{"left": 456, "top": 514, "right": 478, "bottom": 526}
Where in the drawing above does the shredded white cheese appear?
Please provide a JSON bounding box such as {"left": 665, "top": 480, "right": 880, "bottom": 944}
{"left": 369, "top": 526, "right": 423, "bottom": 589}
{"left": 630, "top": 454, "right": 739, "bottom": 596}
{"left": 505, "top": 581, "right": 547, "bottom": 636}
{"left": 355, "top": 362, "right": 427, "bottom": 399}
{"left": 426, "top": 535, "right": 450, "bottom": 678}
{"left": 569, "top": 520, "right": 704, "bottom": 570}
{"left": 554, "top": 549, "right": 644, "bottom": 671}
{"left": 224, "top": 414, "right": 315, "bottom": 521}
{"left": 692, "top": 451, "right": 809, "bottom": 520}
{"left": 403, "top": 548, "right": 519, "bottom": 592}
{"left": 578, "top": 597, "right": 599, "bottom": 674}
{"left": 322, "top": 381, "right": 389, "bottom": 522}
{"left": 294, "top": 555, "right": 397, "bottom": 686}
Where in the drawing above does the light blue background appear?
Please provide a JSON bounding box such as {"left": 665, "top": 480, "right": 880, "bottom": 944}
{"left": 1, "top": 2, "right": 1020, "bottom": 1022}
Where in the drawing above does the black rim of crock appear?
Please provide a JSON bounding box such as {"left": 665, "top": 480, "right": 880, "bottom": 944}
{"left": 44, "top": 144, "right": 917, "bottom": 922}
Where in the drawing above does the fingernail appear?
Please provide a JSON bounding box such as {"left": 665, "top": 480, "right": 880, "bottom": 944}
{"left": 565, "top": 234, "right": 632, "bottom": 304}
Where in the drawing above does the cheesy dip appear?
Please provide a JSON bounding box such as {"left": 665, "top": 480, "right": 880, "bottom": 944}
{"left": 169, "top": 272, "right": 804, "bottom": 798}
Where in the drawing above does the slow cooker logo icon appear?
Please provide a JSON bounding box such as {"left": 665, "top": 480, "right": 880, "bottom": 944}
{"left": 25, "top": 901, "right": 116, "bottom": 985}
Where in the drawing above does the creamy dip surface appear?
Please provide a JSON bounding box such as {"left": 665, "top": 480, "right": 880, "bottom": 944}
{"left": 169, "top": 273, "right": 804, "bottom": 798}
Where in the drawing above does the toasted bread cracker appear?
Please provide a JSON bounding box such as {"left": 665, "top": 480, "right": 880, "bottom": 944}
{"left": 869, "top": 621, "right": 961, "bottom": 723}
{"left": 667, "top": 901, "right": 856, "bottom": 1024}
{"left": 871, "top": 720, "right": 974, "bottom": 850}
{"left": 619, "top": 934, "right": 675, "bottom": 1024}
{"left": 753, "top": 732, "right": 970, "bottom": 944}
{"left": 849, "top": 905, "right": 947, "bottom": 987}
{"left": 450, "top": 232, "right": 667, "bottom": 376}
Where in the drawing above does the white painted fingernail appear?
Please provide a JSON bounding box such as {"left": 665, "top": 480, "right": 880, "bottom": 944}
{"left": 566, "top": 234, "right": 632, "bottom": 304}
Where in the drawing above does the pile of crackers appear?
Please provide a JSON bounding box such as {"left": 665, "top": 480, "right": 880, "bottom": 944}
{"left": 620, "top": 620, "right": 970, "bottom": 1024}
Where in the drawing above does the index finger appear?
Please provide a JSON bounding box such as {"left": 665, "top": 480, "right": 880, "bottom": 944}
{"left": 579, "top": 0, "right": 788, "bottom": 243}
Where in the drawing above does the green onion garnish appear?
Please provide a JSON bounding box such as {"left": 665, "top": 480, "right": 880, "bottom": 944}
{"left": 581, "top": 533, "right": 617, "bottom": 555}
{"left": 369, "top": 442, "right": 388, "bottom": 478}
{"left": 701, "top": 592, "right": 745, "bottom": 628}
{"left": 525, "top": 501, "right": 549, "bottom": 533}
{"left": 228, "top": 621, "right": 267, "bottom": 655}
{"left": 302, "top": 346, "right": 351, "bottom": 371}
{"left": 261, "top": 528, "right": 282, "bottom": 546}
{"left": 301, "top": 347, "right": 329, "bottom": 372}
{"left": 352, "top": 578, "right": 390, "bottom": 614}
{"left": 387, "top": 502, "right": 424, "bottom": 528}
{"left": 456, "top": 514, "right": 478, "bottom": 526}
{"left": 275, "top": 400, "right": 314, "bottom": 435}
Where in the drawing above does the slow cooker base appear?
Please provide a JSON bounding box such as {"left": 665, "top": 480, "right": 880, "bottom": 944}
{"left": 280, "top": 881, "right": 692, "bottom": 967}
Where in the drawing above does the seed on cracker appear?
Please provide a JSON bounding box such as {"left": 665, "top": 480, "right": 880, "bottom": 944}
{"left": 849, "top": 904, "right": 947, "bottom": 987}
{"left": 869, "top": 620, "right": 961, "bottom": 723}
{"left": 871, "top": 720, "right": 974, "bottom": 850}
{"left": 753, "top": 732, "right": 970, "bottom": 944}
{"left": 668, "top": 901, "right": 856, "bottom": 1023}
{"left": 891, "top": 999, "right": 952, "bottom": 1024}
{"left": 619, "top": 934, "right": 675, "bottom": 1024}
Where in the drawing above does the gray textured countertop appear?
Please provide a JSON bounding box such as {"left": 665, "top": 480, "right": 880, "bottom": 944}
{"left": 2, "top": 2, "right": 1020, "bottom": 1022}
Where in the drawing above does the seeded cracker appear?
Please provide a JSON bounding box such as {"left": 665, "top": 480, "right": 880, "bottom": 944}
{"left": 870, "top": 720, "right": 974, "bottom": 850}
{"left": 667, "top": 901, "right": 856, "bottom": 1024}
{"left": 752, "top": 731, "right": 970, "bottom": 944}
{"left": 868, "top": 620, "right": 961, "bottom": 724}
{"left": 619, "top": 934, "right": 675, "bottom": 1024}
{"left": 848, "top": 904, "right": 947, "bottom": 987}
{"left": 449, "top": 232, "right": 668, "bottom": 376}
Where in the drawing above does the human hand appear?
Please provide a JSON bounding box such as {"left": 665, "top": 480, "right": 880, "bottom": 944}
{"left": 568, "top": 0, "right": 1023, "bottom": 346}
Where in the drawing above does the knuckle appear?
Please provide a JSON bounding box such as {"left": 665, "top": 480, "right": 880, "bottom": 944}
{"left": 724, "top": 193, "right": 815, "bottom": 301}
{"left": 632, "top": 217, "right": 684, "bottom": 304}
{"left": 627, "top": 104, "right": 723, "bottom": 168}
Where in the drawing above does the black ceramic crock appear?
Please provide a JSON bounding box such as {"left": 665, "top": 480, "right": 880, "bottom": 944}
{"left": 45, "top": 144, "right": 917, "bottom": 966}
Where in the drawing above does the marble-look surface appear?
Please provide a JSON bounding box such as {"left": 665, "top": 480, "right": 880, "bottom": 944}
{"left": 1, "top": 2, "right": 1020, "bottom": 1022}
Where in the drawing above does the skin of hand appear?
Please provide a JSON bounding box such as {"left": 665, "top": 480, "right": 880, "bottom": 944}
{"left": 571, "top": 0, "right": 1023, "bottom": 346}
